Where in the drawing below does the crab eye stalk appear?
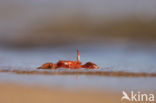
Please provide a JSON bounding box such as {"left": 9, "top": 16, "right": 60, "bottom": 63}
{"left": 76, "top": 49, "right": 80, "bottom": 62}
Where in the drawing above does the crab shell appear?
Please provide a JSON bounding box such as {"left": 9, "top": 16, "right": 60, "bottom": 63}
{"left": 57, "top": 60, "right": 82, "bottom": 69}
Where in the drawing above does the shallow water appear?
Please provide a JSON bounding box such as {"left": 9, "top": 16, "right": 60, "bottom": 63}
{"left": 0, "top": 44, "right": 156, "bottom": 90}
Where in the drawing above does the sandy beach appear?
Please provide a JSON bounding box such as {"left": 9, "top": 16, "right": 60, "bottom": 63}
{"left": 0, "top": 83, "right": 123, "bottom": 103}
{"left": 1, "top": 82, "right": 155, "bottom": 103}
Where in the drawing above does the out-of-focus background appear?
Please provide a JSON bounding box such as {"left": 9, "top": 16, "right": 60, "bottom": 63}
{"left": 0, "top": 0, "right": 156, "bottom": 47}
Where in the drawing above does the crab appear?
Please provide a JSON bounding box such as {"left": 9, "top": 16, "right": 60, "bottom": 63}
{"left": 37, "top": 50, "right": 99, "bottom": 69}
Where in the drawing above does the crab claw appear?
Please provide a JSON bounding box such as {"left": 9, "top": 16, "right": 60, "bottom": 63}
{"left": 82, "top": 62, "right": 99, "bottom": 69}
{"left": 37, "top": 62, "right": 57, "bottom": 69}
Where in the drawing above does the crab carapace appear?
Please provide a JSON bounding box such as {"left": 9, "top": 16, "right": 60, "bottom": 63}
{"left": 37, "top": 50, "right": 99, "bottom": 69}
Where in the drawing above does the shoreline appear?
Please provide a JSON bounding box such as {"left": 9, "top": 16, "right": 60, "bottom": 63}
{"left": 0, "top": 69, "right": 156, "bottom": 77}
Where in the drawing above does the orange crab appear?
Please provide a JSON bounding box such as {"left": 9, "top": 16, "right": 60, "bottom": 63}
{"left": 37, "top": 50, "right": 99, "bottom": 69}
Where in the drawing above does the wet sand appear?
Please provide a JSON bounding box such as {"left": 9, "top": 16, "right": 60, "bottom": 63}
{"left": 0, "top": 69, "right": 156, "bottom": 77}
{"left": 0, "top": 83, "right": 122, "bottom": 103}
{"left": 1, "top": 83, "right": 155, "bottom": 103}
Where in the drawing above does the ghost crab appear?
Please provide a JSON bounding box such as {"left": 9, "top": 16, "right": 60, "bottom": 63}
{"left": 37, "top": 50, "right": 99, "bottom": 69}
